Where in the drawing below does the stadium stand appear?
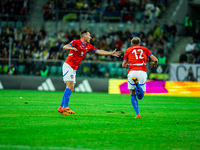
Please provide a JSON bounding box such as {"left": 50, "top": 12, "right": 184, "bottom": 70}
{"left": 1, "top": 0, "right": 199, "bottom": 80}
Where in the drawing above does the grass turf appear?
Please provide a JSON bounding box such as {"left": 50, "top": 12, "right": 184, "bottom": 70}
{"left": 0, "top": 90, "right": 200, "bottom": 150}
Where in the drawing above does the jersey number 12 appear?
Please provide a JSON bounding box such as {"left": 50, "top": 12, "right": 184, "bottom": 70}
{"left": 132, "top": 49, "right": 144, "bottom": 59}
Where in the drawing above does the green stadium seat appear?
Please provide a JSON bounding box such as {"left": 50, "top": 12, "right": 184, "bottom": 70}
{"left": 109, "top": 67, "right": 117, "bottom": 77}
{"left": 8, "top": 21, "right": 15, "bottom": 26}
{"left": 18, "top": 65, "right": 25, "bottom": 74}
{"left": 115, "top": 62, "right": 121, "bottom": 68}
{"left": 16, "top": 21, "right": 23, "bottom": 28}
{"left": 57, "top": 66, "right": 62, "bottom": 75}
{"left": 98, "top": 23, "right": 105, "bottom": 31}
{"left": 3, "top": 65, "right": 9, "bottom": 73}
{"left": 49, "top": 66, "right": 57, "bottom": 75}
{"left": 118, "top": 23, "right": 125, "bottom": 31}
{"left": 107, "top": 62, "right": 115, "bottom": 69}
{"left": 135, "top": 12, "right": 143, "bottom": 22}
{"left": 89, "top": 23, "right": 95, "bottom": 32}
{"left": 117, "top": 68, "right": 124, "bottom": 76}
{"left": 1, "top": 21, "right": 7, "bottom": 27}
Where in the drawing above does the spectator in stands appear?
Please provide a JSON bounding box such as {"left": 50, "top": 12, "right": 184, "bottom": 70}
{"left": 184, "top": 14, "right": 193, "bottom": 36}
{"left": 24, "top": 25, "right": 31, "bottom": 34}
{"left": 115, "top": 36, "right": 124, "bottom": 51}
{"left": 158, "top": 53, "right": 166, "bottom": 65}
{"left": 186, "top": 67, "right": 196, "bottom": 81}
{"left": 145, "top": 0, "right": 155, "bottom": 11}
{"left": 193, "top": 29, "right": 200, "bottom": 43}
{"left": 169, "top": 21, "right": 177, "bottom": 38}
{"left": 14, "top": 29, "right": 23, "bottom": 42}
{"left": 187, "top": 53, "right": 196, "bottom": 64}
{"left": 40, "top": 46, "right": 50, "bottom": 61}
{"left": 138, "top": 29, "right": 146, "bottom": 39}
{"left": 124, "top": 29, "right": 132, "bottom": 39}
{"left": 32, "top": 47, "right": 40, "bottom": 60}
{"left": 8, "top": 30, "right": 14, "bottom": 40}
{"left": 57, "top": 48, "right": 64, "bottom": 60}
{"left": 141, "top": 37, "right": 148, "bottom": 47}
{"left": 1, "top": 47, "right": 9, "bottom": 72}
{"left": 8, "top": 63, "right": 16, "bottom": 75}
{"left": 39, "top": 26, "right": 46, "bottom": 38}
{"left": 185, "top": 40, "right": 197, "bottom": 55}
{"left": 0, "top": 41, "right": 8, "bottom": 56}
{"left": 21, "top": 0, "right": 28, "bottom": 15}
{"left": 179, "top": 51, "right": 187, "bottom": 63}
{"left": 196, "top": 54, "right": 200, "bottom": 64}
{"left": 144, "top": 7, "right": 152, "bottom": 23}
{"left": 22, "top": 41, "right": 30, "bottom": 58}
{"left": 153, "top": 21, "right": 162, "bottom": 40}
{"left": 161, "top": 21, "right": 170, "bottom": 35}
{"left": 42, "top": 1, "right": 51, "bottom": 21}
{"left": 50, "top": 51, "right": 59, "bottom": 66}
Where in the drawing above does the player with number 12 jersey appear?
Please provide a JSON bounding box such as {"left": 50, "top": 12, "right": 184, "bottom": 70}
{"left": 124, "top": 45, "right": 152, "bottom": 73}
{"left": 122, "top": 37, "right": 158, "bottom": 119}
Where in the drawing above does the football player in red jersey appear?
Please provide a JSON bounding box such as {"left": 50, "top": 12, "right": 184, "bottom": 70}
{"left": 57, "top": 30, "right": 121, "bottom": 115}
{"left": 122, "top": 37, "right": 158, "bottom": 118}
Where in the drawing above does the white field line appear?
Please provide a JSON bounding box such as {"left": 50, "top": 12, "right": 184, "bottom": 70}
{"left": 0, "top": 145, "right": 98, "bottom": 150}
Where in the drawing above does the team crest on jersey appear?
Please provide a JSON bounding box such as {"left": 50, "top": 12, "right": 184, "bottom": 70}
{"left": 70, "top": 75, "right": 74, "bottom": 79}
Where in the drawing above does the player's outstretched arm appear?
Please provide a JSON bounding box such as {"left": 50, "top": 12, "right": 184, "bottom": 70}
{"left": 63, "top": 44, "right": 78, "bottom": 51}
{"left": 150, "top": 55, "right": 158, "bottom": 68}
{"left": 95, "top": 49, "right": 122, "bottom": 57}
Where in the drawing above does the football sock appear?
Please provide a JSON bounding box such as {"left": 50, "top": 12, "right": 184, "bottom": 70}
{"left": 131, "top": 94, "right": 140, "bottom": 115}
{"left": 135, "top": 82, "right": 144, "bottom": 100}
{"left": 61, "top": 88, "right": 72, "bottom": 107}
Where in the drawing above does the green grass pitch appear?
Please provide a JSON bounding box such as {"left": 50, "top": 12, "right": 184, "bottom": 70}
{"left": 0, "top": 90, "right": 200, "bottom": 150}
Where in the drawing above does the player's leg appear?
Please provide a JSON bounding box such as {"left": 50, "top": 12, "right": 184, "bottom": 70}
{"left": 132, "top": 77, "right": 144, "bottom": 100}
{"left": 128, "top": 71, "right": 141, "bottom": 118}
{"left": 130, "top": 89, "right": 141, "bottom": 118}
{"left": 132, "top": 71, "right": 147, "bottom": 100}
{"left": 58, "top": 63, "right": 75, "bottom": 115}
{"left": 62, "top": 81, "right": 75, "bottom": 115}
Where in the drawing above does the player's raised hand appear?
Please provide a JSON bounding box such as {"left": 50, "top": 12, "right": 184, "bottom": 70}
{"left": 150, "top": 62, "right": 158, "bottom": 68}
{"left": 112, "top": 49, "right": 122, "bottom": 57}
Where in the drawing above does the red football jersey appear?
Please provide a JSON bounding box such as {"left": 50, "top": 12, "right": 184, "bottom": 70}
{"left": 65, "top": 40, "right": 97, "bottom": 70}
{"left": 124, "top": 45, "right": 152, "bottom": 72}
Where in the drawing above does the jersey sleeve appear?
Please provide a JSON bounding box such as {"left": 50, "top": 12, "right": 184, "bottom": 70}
{"left": 146, "top": 47, "right": 152, "bottom": 57}
{"left": 124, "top": 50, "right": 128, "bottom": 60}
{"left": 69, "top": 40, "right": 77, "bottom": 47}
{"left": 89, "top": 44, "right": 98, "bottom": 53}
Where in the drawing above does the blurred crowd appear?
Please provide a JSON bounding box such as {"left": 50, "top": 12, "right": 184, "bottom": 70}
{"left": 42, "top": 0, "right": 168, "bottom": 23}
{"left": 0, "top": 0, "right": 29, "bottom": 21}
{"left": 1, "top": 0, "right": 199, "bottom": 78}
{"left": 179, "top": 36, "right": 200, "bottom": 64}
{"left": 0, "top": 18, "right": 177, "bottom": 75}
{"left": 178, "top": 14, "right": 200, "bottom": 64}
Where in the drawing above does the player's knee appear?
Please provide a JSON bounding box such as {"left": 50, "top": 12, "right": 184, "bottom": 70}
{"left": 67, "top": 86, "right": 74, "bottom": 91}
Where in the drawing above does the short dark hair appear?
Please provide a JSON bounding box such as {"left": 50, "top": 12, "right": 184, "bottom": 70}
{"left": 80, "top": 30, "right": 88, "bottom": 37}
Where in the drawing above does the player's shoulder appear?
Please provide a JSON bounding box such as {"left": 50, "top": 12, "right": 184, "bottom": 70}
{"left": 126, "top": 46, "right": 133, "bottom": 52}
{"left": 70, "top": 39, "right": 80, "bottom": 44}
{"left": 139, "top": 45, "right": 150, "bottom": 51}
